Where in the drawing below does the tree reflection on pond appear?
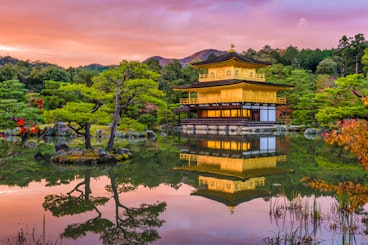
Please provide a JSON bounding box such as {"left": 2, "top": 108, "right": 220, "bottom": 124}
{"left": 0, "top": 132, "right": 367, "bottom": 244}
{"left": 42, "top": 167, "right": 166, "bottom": 245}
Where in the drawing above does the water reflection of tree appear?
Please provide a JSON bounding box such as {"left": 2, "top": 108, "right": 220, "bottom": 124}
{"left": 43, "top": 167, "right": 166, "bottom": 245}
{"left": 101, "top": 168, "right": 166, "bottom": 245}
{"left": 43, "top": 169, "right": 109, "bottom": 216}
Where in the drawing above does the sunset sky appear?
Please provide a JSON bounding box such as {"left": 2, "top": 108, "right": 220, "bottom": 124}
{"left": 1, "top": 0, "right": 367, "bottom": 67}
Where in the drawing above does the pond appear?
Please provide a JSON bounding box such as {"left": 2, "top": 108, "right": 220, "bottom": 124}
{"left": 0, "top": 133, "right": 367, "bottom": 245}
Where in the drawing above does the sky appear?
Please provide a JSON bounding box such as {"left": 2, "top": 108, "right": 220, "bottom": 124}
{"left": 0, "top": 0, "right": 367, "bottom": 68}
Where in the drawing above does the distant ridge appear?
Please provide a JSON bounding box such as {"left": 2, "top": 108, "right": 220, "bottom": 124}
{"left": 145, "top": 49, "right": 226, "bottom": 67}
{"left": 0, "top": 55, "right": 53, "bottom": 68}
{"left": 0, "top": 49, "right": 227, "bottom": 69}
{"left": 0, "top": 55, "right": 111, "bottom": 70}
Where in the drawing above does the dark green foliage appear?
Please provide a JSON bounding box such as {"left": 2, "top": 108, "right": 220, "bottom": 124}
{"left": 72, "top": 69, "right": 99, "bottom": 87}
{"left": 143, "top": 59, "right": 163, "bottom": 74}
{"left": 335, "top": 33, "right": 367, "bottom": 75}
{"left": 137, "top": 114, "right": 157, "bottom": 129}
{"left": 0, "top": 63, "right": 18, "bottom": 81}
{"left": 42, "top": 65, "right": 71, "bottom": 82}
{"left": 40, "top": 80, "right": 77, "bottom": 110}
{"left": 0, "top": 80, "right": 42, "bottom": 129}
{"left": 315, "top": 74, "right": 368, "bottom": 126}
{"left": 316, "top": 58, "right": 338, "bottom": 75}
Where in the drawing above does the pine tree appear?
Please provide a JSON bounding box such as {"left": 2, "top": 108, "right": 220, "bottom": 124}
{"left": 0, "top": 80, "right": 42, "bottom": 130}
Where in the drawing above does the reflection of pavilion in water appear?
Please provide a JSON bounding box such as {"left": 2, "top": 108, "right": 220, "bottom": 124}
{"left": 174, "top": 134, "right": 292, "bottom": 211}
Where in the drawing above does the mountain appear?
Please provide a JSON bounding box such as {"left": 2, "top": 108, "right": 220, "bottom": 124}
{"left": 0, "top": 55, "right": 61, "bottom": 68}
{"left": 0, "top": 49, "right": 226, "bottom": 70}
{"left": 145, "top": 49, "right": 226, "bottom": 67}
{"left": 0, "top": 55, "right": 111, "bottom": 70}
{"left": 0, "top": 56, "right": 21, "bottom": 66}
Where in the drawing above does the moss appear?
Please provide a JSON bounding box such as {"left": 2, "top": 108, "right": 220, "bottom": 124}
{"left": 115, "top": 154, "right": 129, "bottom": 161}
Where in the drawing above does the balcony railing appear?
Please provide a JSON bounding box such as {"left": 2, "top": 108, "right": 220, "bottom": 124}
{"left": 199, "top": 72, "right": 266, "bottom": 82}
{"left": 180, "top": 96, "right": 286, "bottom": 105}
{"left": 179, "top": 118, "right": 248, "bottom": 126}
{"left": 180, "top": 153, "right": 198, "bottom": 161}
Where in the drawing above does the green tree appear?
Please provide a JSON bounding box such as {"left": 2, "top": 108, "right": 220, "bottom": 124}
{"left": 316, "top": 58, "right": 337, "bottom": 76}
{"left": 257, "top": 45, "right": 280, "bottom": 63}
{"left": 291, "top": 92, "right": 322, "bottom": 127}
{"left": 0, "top": 63, "right": 17, "bottom": 82}
{"left": 14, "top": 61, "right": 32, "bottom": 87}
{"left": 280, "top": 46, "right": 300, "bottom": 68}
{"left": 143, "top": 59, "right": 162, "bottom": 74}
{"left": 362, "top": 47, "right": 368, "bottom": 75}
{"left": 0, "top": 80, "right": 42, "bottom": 129}
{"left": 159, "top": 60, "right": 196, "bottom": 104}
{"left": 336, "top": 34, "right": 367, "bottom": 76}
{"left": 157, "top": 103, "right": 179, "bottom": 128}
{"left": 260, "top": 64, "right": 316, "bottom": 125}
{"left": 42, "top": 65, "right": 71, "bottom": 82}
{"left": 299, "top": 48, "right": 331, "bottom": 73}
{"left": 26, "top": 65, "right": 45, "bottom": 92}
{"left": 93, "top": 60, "right": 165, "bottom": 151}
{"left": 73, "top": 69, "right": 99, "bottom": 87}
{"left": 315, "top": 74, "right": 368, "bottom": 126}
{"left": 43, "top": 84, "right": 110, "bottom": 149}
{"left": 350, "top": 33, "right": 367, "bottom": 74}
{"left": 40, "top": 80, "right": 77, "bottom": 110}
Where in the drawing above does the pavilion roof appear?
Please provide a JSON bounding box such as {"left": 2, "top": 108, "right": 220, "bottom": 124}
{"left": 192, "top": 51, "right": 271, "bottom": 68}
{"left": 173, "top": 79, "right": 293, "bottom": 90}
{"left": 191, "top": 188, "right": 270, "bottom": 207}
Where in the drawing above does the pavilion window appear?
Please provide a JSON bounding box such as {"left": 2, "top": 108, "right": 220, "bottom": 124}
{"left": 208, "top": 110, "right": 220, "bottom": 117}
{"left": 231, "top": 109, "right": 240, "bottom": 117}
{"left": 226, "top": 70, "right": 231, "bottom": 77}
{"left": 242, "top": 109, "right": 251, "bottom": 118}
{"left": 199, "top": 110, "right": 208, "bottom": 117}
{"left": 222, "top": 141, "right": 231, "bottom": 150}
{"left": 222, "top": 110, "right": 231, "bottom": 117}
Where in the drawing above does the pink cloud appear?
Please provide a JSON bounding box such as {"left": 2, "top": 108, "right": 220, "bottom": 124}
{"left": 0, "top": 0, "right": 367, "bottom": 67}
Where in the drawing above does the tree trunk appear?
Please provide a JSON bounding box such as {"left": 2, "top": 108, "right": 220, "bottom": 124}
{"left": 84, "top": 123, "right": 92, "bottom": 149}
{"left": 107, "top": 85, "right": 121, "bottom": 151}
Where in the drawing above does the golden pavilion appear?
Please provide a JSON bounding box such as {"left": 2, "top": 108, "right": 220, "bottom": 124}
{"left": 173, "top": 48, "right": 292, "bottom": 134}
{"left": 174, "top": 134, "right": 292, "bottom": 211}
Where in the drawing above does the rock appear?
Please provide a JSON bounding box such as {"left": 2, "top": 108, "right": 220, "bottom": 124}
{"left": 96, "top": 129, "right": 103, "bottom": 138}
{"left": 55, "top": 144, "right": 69, "bottom": 152}
{"left": 97, "top": 149, "right": 110, "bottom": 157}
{"left": 115, "top": 131, "right": 126, "bottom": 138}
{"left": 34, "top": 152, "right": 44, "bottom": 162}
{"left": 115, "top": 148, "right": 129, "bottom": 154}
{"left": 115, "top": 148, "right": 133, "bottom": 157}
{"left": 52, "top": 122, "right": 74, "bottom": 136}
{"left": 304, "top": 128, "right": 316, "bottom": 134}
{"left": 146, "top": 130, "right": 157, "bottom": 138}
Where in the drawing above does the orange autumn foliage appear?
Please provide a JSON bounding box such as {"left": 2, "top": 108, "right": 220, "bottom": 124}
{"left": 323, "top": 119, "right": 368, "bottom": 170}
{"left": 301, "top": 176, "right": 368, "bottom": 213}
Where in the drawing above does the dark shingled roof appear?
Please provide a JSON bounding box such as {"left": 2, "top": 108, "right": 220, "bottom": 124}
{"left": 191, "top": 189, "right": 270, "bottom": 207}
{"left": 192, "top": 51, "right": 271, "bottom": 66}
{"left": 173, "top": 79, "right": 293, "bottom": 90}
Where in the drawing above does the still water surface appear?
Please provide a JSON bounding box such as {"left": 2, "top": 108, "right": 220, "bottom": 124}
{"left": 0, "top": 133, "right": 367, "bottom": 245}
